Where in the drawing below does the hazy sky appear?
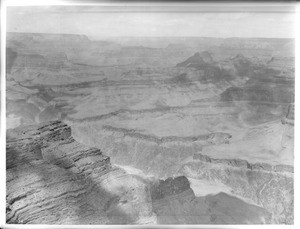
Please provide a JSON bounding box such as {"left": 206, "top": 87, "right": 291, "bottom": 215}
{"left": 6, "top": 6, "right": 295, "bottom": 38}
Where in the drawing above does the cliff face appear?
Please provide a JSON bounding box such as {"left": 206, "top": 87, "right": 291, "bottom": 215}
{"left": 150, "top": 177, "right": 272, "bottom": 224}
{"left": 6, "top": 121, "right": 156, "bottom": 224}
{"left": 180, "top": 153, "right": 294, "bottom": 224}
{"left": 6, "top": 121, "right": 279, "bottom": 225}
{"left": 70, "top": 122, "right": 231, "bottom": 178}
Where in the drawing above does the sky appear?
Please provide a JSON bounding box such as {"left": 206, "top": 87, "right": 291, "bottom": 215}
{"left": 6, "top": 5, "right": 296, "bottom": 38}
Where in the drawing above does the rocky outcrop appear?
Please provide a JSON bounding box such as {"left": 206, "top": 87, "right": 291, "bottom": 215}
{"left": 193, "top": 153, "right": 293, "bottom": 173}
{"left": 6, "top": 121, "right": 156, "bottom": 224}
{"left": 229, "top": 54, "right": 253, "bottom": 76}
{"left": 101, "top": 125, "right": 231, "bottom": 145}
{"left": 70, "top": 121, "right": 234, "bottom": 178}
{"left": 180, "top": 154, "right": 294, "bottom": 224}
{"left": 151, "top": 177, "right": 272, "bottom": 224}
{"left": 178, "top": 51, "right": 213, "bottom": 66}
{"left": 10, "top": 51, "right": 69, "bottom": 71}
{"left": 151, "top": 176, "right": 191, "bottom": 201}
{"left": 266, "top": 56, "right": 295, "bottom": 74}
{"left": 6, "top": 121, "right": 278, "bottom": 225}
{"left": 176, "top": 52, "right": 213, "bottom": 68}
{"left": 176, "top": 52, "right": 256, "bottom": 83}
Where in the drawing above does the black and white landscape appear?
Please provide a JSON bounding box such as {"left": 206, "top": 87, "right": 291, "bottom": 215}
{"left": 5, "top": 5, "right": 295, "bottom": 225}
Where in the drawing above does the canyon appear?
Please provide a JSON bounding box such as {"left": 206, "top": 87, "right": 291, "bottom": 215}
{"left": 7, "top": 120, "right": 278, "bottom": 224}
{"left": 6, "top": 33, "right": 294, "bottom": 224}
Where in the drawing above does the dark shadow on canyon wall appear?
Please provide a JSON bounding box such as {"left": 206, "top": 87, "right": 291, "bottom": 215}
{"left": 6, "top": 141, "right": 135, "bottom": 224}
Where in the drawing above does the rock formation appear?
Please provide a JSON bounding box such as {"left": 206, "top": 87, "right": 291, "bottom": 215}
{"left": 176, "top": 51, "right": 213, "bottom": 68}
{"left": 6, "top": 33, "right": 294, "bottom": 225}
{"left": 6, "top": 121, "right": 283, "bottom": 224}
{"left": 6, "top": 121, "right": 156, "bottom": 224}
{"left": 180, "top": 153, "right": 294, "bottom": 224}
{"left": 151, "top": 177, "right": 272, "bottom": 224}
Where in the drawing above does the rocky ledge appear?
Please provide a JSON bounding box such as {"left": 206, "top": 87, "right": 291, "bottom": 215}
{"left": 193, "top": 153, "right": 293, "bottom": 173}
{"left": 6, "top": 121, "right": 156, "bottom": 224}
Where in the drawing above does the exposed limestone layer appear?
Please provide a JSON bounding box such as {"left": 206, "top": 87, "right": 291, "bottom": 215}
{"left": 70, "top": 123, "right": 231, "bottom": 178}
{"left": 65, "top": 105, "right": 222, "bottom": 123}
{"left": 267, "top": 56, "right": 295, "bottom": 73}
{"left": 10, "top": 52, "right": 68, "bottom": 71}
{"left": 6, "top": 121, "right": 156, "bottom": 224}
{"left": 102, "top": 125, "right": 231, "bottom": 145}
{"left": 193, "top": 153, "right": 293, "bottom": 174}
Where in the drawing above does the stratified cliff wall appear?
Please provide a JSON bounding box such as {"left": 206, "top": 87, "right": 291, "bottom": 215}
{"left": 6, "top": 121, "right": 156, "bottom": 224}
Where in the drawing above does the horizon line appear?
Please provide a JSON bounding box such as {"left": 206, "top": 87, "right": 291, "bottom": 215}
{"left": 6, "top": 31, "right": 295, "bottom": 40}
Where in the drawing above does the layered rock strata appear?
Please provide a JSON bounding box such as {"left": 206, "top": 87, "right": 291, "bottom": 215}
{"left": 6, "top": 121, "right": 283, "bottom": 225}
{"left": 6, "top": 121, "right": 156, "bottom": 224}
{"left": 193, "top": 153, "right": 293, "bottom": 173}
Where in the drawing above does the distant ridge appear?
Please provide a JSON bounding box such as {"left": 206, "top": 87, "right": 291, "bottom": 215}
{"left": 176, "top": 51, "right": 213, "bottom": 68}
{"left": 7, "top": 32, "right": 90, "bottom": 42}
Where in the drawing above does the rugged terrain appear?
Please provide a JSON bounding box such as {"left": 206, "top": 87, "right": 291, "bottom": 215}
{"left": 7, "top": 121, "right": 276, "bottom": 224}
{"left": 6, "top": 33, "right": 294, "bottom": 224}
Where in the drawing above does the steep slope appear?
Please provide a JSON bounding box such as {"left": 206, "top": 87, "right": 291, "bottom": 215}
{"left": 179, "top": 153, "right": 293, "bottom": 224}
{"left": 176, "top": 51, "right": 213, "bottom": 68}
{"left": 176, "top": 52, "right": 256, "bottom": 84}
{"left": 151, "top": 177, "right": 271, "bottom": 224}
